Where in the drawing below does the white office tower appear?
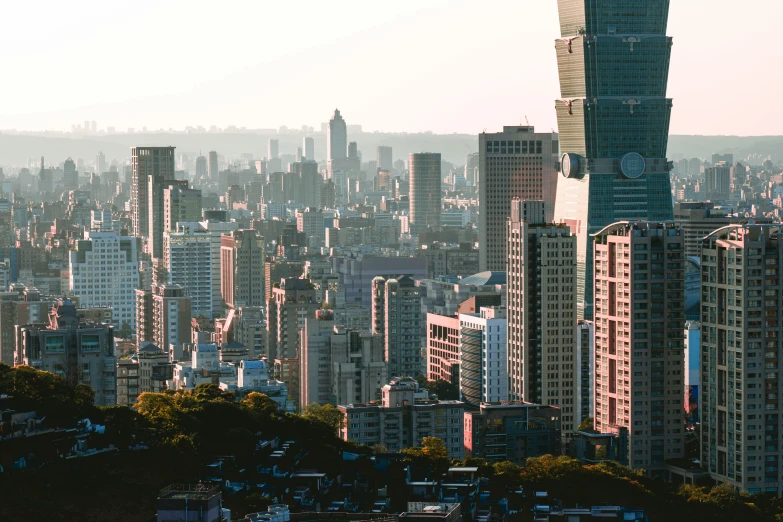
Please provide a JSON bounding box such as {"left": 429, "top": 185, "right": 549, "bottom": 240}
{"left": 69, "top": 231, "right": 140, "bottom": 333}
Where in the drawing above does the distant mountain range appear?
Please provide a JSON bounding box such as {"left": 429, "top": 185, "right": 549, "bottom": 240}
{"left": 0, "top": 132, "right": 780, "bottom": 168}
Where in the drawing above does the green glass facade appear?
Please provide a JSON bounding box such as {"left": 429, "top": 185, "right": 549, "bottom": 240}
{"left": 554, "top": 0, "right": 674, "bottom": 319}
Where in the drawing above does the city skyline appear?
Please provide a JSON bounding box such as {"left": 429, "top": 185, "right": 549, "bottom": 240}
{"left": 2, "top": 0, "right": 782, "bottom": 136}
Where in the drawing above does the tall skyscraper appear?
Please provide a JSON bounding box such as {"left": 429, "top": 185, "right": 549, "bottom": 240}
{"left": 409, "top": 152, "right": 442, "bottom": 234}
{"left": 303, "top": 136, "right": 315, "bottom": 161}
{"left": 63, "top": 157, "right": 78, "bottom": 192}
{"left": 96, "top": 151, "right": 106, "bottom": 174}
{"left": 506, "top": 200, "right": 578, "bottom": 435}
{"left": 327, "top": 109, "right": 347, "bottom": 165}
{"left": 479, "top": 126, "right": 560, "bottom": 272}
{"left": 208, "top": 150, "right": 219, "bottom": 181}
{"left": 268, "top": 139, "right": 279, "bottom": 161}
{"left": 195, "top": 155, "right": 207, "bottom": 179}
{"left": 377, "top": 146, "right": 393, "bottom": 172}
{"left": 700, "top": 224, "right": 783, "bottom": 493}
{"left": 553, "top": 1, "right": 675, "bottom": 320}
{"left": 220, "top": 229, "right": 264, "bottom": 309}
{"left": 132, "top": 147, "right": 175, "bottom": 241}
{"left": 266, "top": 278, "right": 319, "bottom": 361}
{"left": 593, "top": 221, "right": 685, "bottom": 477}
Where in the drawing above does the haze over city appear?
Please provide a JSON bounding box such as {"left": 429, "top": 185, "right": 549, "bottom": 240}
{"left": 4, "top": 2, "right": 783, "bottom": 521}
{"left": 2, "top": 0, "right": 781, "bottom": 135}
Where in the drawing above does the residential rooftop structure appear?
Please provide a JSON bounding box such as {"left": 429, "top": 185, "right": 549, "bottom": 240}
{"left": 338, "top": 377, "right": 465, "bottom": 459}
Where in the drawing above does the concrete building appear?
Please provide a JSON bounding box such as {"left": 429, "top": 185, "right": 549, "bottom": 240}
{"left": 421, "top": 244, "right": 480, "bottom": 280}
{"left": 220, "top": 229, "right": 264, "bottom": 309}
{"left": 458, "top": 307, "right": 508, "bottom": 410}
{"left": 208, "top": 150, "right": 218, "bottom": 181}
{"left": 377, "top": 145, "right": 393, "bottom": 172}
{"left": 0, "top": 287, "right": 54, "bottom": 366}
{"left": 163, "top": 184, "right": 202, "bottom": 236}
{"left": 704, "top": 162, "right": 732, "bottom": 201}
{"left": 268, "top": 139, "right": 279, "bottom": 161}
{"left": 674, "top": 202, "right": 735, "bottom": 257}
{"left": 163, "top": 227, "right": 214, "bottom": 318}
{"left": 700, "top": 224, "right": 783, "bottom": 493}
{"left": 132, "top": 146, "right": 175, "bottom": 241}
{"left": 478, "top": 126, "right": 560, "bottom": 272}
{"left": 296, "top": 208, "right": 325, "bottom": 248}
{"left": 303, "top": 136, "right": 315, "bottom": 162}
{"left": 17, "top": 299, "right": 116, "bottom": 406}
{"left": 373, "top": 276, "right": 422, "bottom": 378}
{"left": 299, "top": 309, "right": 336, "bottom": 410}
{"left": 274, "top": 358, "right": 300, "bottom": 410}
{"left": 427, "top": 313, "right": 460, "bottom": 385}
{"left": 338, "top": 377, "right": 465, "bottom": 458}
{"left": 331, "top": 329, "right": 387, "bottom": 408}
{"left": 331, "top": 256, "right": 426, "bottom": 308}
{"left": 593, "top": 221, "right": 685, "bottom": 477}
{"left": 69, "top": 231, "right": 140, "bottom": 333}
{"left": 266, "top": 278, "right": 319, "bottom": 361}
{"left": 409, "top": 152, "right": 441, "bottom": 234}
{"left": 507, "top": 200, "right": 577, "bottom": 435}
{"left": 63, "top": 157, "right": 78, "bottom": 192}
{"left": 464, "top": 402, "right": 561, "bottom": 465}
{"left": 152, "top": 284, "right": 192, "bottom": 354}
{"left": 327, "top": 109, "right": 348, "bottom": 176}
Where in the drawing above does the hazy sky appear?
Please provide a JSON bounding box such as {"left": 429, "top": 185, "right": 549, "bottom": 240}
{"left": 2, "top": 0, "right": 780, "bottom": 135}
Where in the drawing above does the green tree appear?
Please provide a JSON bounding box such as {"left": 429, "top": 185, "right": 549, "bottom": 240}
{"left": 241, "top": 392, "right": 279, "bottom": 416}
{"left": 116, "top": 322, "right": 132, "bottom": 340}
{"left": 192, "top": 383, "right": 235, "bottom": 404}
{"left": 490, "top": 460, "right": 523, "bottom": 494}
{"left": 302, "top": 403, "right": 344, "bottom": 433}
{"left": 577, "top": 417, "right": 594, "bottom": 431}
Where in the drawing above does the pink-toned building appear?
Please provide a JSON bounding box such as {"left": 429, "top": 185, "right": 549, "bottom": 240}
{"left": 426, "top": 313, "right": 460, "bottom": 384}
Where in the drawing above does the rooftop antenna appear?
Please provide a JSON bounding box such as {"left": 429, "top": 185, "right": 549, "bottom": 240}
{"left": 525, "top": 115, "right": 529, "bottom": 126}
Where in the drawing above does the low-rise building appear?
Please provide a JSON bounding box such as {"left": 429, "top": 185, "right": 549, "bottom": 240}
{"left": 338, "top": 377, "right": 464, "bottom": 458}
{"left": 463, "top": 402, "right": 561, "bottom": 465}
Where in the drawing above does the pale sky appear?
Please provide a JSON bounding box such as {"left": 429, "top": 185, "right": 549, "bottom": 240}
{"left": 1, "top": 0, "right": 780, "bottom": 135}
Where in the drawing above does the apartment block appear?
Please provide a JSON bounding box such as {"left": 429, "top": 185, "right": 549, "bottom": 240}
{"left": 338, "top": 377, "right": 464, "bottom": 458}
{"left": 593, "top": 221, "right": 685, "bottom": 477}
{"left": 700, "top": 224, "right": 783, "bottom": 493}
{"left": 507, "top": 199, "right": 578, "bottom": 434}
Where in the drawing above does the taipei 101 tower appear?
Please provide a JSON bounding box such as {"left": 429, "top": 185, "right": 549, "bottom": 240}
{"left": 553, "top": 1, "right": 674, "bottom": 320}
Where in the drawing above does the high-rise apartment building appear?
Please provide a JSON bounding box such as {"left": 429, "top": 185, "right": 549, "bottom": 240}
{"left": 507, "top": 200, "right": 578, "bottom": 434}
{"left": 96, "top": 151, "right": 106, "bottom": 175}
{"left": 220, "top": 229, "right": 264, "bottom": 309}
{"left": 268, "top": 139, "right": 279, "bottom": 161}
{"left": 266, "top": 278, "right": 319, "bottom": 361}
{"left": 704, "top": 162, "right": 732, "bottom": 201}
{"left": 132, "top": 147, "right": 176, "bottom": 241}
{"left": 163, "top": 227, "right": 214, "bottom": 318}
{"left": 303, "top": 136, "right": 315, "bottom": 162}
{"left": 553, "top": 1, "right": 675, "bottom": 320}
{"left": 207, "top": 151, "right": 218, "bottom": 181}
{"left": 69, "top": 231, "right": 140, "bottom": 333}
{"left": 63, "top": 157, "right": 78, "bottom": 192}
{"left": 163, "top": 184, "right": 202, "bottom": 236}
{"left": 299, "top": 309, "right": 336, "bottom": 409}
{"left": 593, "top": 221, "right": 685, "bottom": 477}
{"left": 152, "top": 283, "right": 192, "bottom": 353}
{"left": 426, "top": 313, "right": 461, "bottom": 384}
{"left": 700, "top": 224, "right": 783, "bottom": 493}
{"left": 372, "top": 275, "right": 421, "bottom": 378}
{"left": 331, "top": 329, "right": 387, "bottom": 408}
{"left": 478, "top": 127, "right": 560, "bottom": 272}
{"left": 409, "top": 152, "right": 441, "bottom": 234}
{"left": 377, "top": 146, "right": 393, "bottom": 172}
{"left": 195, "top": 155, "right": 207, "bottom": 179}
{"left": 0, "top": 288, "right": 54, "bottom": 366}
